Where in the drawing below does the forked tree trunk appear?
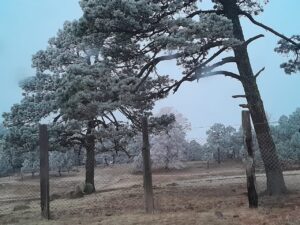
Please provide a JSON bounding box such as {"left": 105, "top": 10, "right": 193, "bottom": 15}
{"left": 220, "top": 0, "right": 287, "bottom": 195}
{"left": 85, "top": 122, "right": 96, "bottom": 193}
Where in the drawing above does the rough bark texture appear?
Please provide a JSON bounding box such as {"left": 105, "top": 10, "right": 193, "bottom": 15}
{"left": 141, "top": 116, "right": 154, "bottom": 213}
{"left": 39, "top": 124, "right": 50, "bottom": 219}
{"left": 242, "top": 111, "right": 258, "bottom": 208}
{"left": 220, "top": 0, "right": 287, "bottom": 195}
{"left": 85, "top": 122, "right": 96, "bottom": 193}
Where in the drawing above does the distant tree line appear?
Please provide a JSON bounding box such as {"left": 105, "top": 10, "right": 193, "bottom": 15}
{"left": 1, "top": 107, "right": 300, "bottom": 178}
{"left": 1, "top": 107, "right": 300, "bottom": 177}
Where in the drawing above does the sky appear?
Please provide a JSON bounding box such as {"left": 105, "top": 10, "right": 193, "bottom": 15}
{"left": 0, "top": 1, "right": 299, "bottom": 142}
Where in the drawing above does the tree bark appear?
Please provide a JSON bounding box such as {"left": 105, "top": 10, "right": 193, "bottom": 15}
{"left": 85, "top": 122, "right": 96, "bottom": 193}
{"left": 220, "top": 0, "right": 287, "bottom": 195}
{"left": 39, "top": 124, "right": 50, "bottom": 219}
{"left": 242, "top": 111, "right": 258, "bottom": 208}
{"left": 141, "top": 116, "right": 154, "bottom": 213}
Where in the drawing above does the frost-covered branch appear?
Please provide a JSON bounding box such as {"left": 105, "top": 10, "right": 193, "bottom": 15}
{"left": 201, "top": 56, "right": 237, "bottom": 72}
{"left": 187, "top": 10, "right": 223, "bottom": 18}
{"left": 199, "top": 47, "right": 229, "bottom": 67}
{"left": 275, "top": 35, "right": 300, "bottom": 74}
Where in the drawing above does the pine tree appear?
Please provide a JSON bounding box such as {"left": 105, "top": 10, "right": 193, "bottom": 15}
{"left": 73, "top": 0, "right": 300, "bottom": 194}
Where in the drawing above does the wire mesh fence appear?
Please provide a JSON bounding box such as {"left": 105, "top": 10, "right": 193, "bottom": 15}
{"left": 253, "top": 131, "right": 300, "bottom": 194}
{"left": 0, "top": 171, "right": 40, "bottom": 203}
{"left": 1, "top": 130, "right": 300, "bottom": 224}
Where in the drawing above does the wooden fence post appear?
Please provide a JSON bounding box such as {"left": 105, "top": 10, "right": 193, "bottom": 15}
{"left": 141, "top": 116, "right": 154, "bottom": 213}
{"left": 242, "top": 111, "right": 258, "bottom": 208}
{"left": 39, "top": 124, "right": 50, "bottom": 219}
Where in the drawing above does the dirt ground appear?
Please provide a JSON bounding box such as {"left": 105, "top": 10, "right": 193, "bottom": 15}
{"left": 0, "top": 161, "right": 300, "bottom": 225}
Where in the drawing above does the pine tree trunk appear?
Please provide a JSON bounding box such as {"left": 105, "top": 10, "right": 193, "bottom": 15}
{"left": 220, "top": 0, "right": 287, "bottom": 195}
{"left": 85, "top": 122, "right": 96, "bottom": 193}
{"left": 141, "top": 116, "right": 154, "bottom": 213}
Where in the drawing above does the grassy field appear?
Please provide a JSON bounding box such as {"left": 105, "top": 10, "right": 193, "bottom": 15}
{"left": 0, "top": 161, "right": 300, "bottom": 225}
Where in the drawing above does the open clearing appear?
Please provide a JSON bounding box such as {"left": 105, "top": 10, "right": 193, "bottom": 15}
{"left": 0, "top": 161, "right": 300, "bottom": 225}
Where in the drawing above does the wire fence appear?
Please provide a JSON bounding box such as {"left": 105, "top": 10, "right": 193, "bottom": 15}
{"left": 0, "top": 130, "right": 300, "bottom": 224}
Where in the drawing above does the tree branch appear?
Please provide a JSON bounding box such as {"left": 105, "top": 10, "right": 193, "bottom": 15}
{"left": 157, "top": 55, "right": 239, "bottom": 95}
{"left": 53, "top": 114, "right": 61, "bottom": 123}
{"left": 244, "top": 34, "right": 264, "bottom": 46}
{"left": 167, "top": 70, "right": 241, "bottom": 94}
{"left": 239, "top": 104, "right": 250, "bottom": 109}
{"left": 232, "top": 95, "right": 246, "bottom": 98}
{"left": 199, "top": 47, "right": 229, "bottom": 68}
{"left": 67, "top": 136, "right": 85, "bottom": 144}
{"left": 202, "top": 56, "right": 236, "bottom": 72}
{"left": 116, "top": 145, "right": 132, "bottom": 159}
{"left": 240, "top": 11, "right": 299, "bottom": 47}
{"left": 134, "top": 41, "right": 225, "bottom": 92}
{"left": 187, "top": 10, "right": 223, "bottom": 18}
{"left": 134, "top": 63, "right": 156, "bottom": 92}
{"left": 94, "top": 119, "right": 108, "bottom": 129}
{"left": 118, "top": 107, "right": 141, "bottom": 129}
{"left": 198, "top": 71, "right": 241, "bottom": 81}
{"left": 254, "top": 67, "right": 265, "bottom": 79}
{"left": 136, "top": 52, "right": 183, "bottom": 79}
{"left": 109, "top": 112, "right": 120, "bottom": 128}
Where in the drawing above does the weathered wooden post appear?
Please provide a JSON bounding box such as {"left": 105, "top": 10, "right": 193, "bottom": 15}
{"left": 39, "top": 124, "right": 50, "bottom": 219}
{"left": 242, "top": 111, "right": 258, "bottom": 208}
{"left": 141, "top": 116, "right": 154, "bottom": 213}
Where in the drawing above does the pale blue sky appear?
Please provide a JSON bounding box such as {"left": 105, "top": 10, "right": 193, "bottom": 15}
{"left": 0, "top": 1, "right": 299, "bottom": 141}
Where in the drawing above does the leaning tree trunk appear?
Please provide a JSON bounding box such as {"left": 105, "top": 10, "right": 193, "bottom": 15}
{"left": 221, "top": 0, "right": 287, "bottom": 195}
{"left": 85, "top": 122, "right": 96, "bottom": 193}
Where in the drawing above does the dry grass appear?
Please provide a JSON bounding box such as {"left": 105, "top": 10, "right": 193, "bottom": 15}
{"left": 0, "top": 161, "right": 300, "bottom": 225}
